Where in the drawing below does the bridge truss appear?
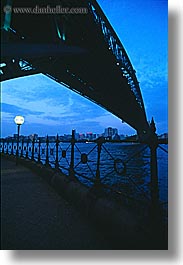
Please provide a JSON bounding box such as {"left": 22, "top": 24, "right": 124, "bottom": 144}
{"left": 1, "top": 0, "right": 151, "bottom": 138}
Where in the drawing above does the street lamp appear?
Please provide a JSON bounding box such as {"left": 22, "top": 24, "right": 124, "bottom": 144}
{"left": 14, "top": 115, "right": 24, "bottom": 165}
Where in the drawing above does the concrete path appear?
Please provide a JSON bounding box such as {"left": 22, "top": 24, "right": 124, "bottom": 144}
{"left": 1, "top": 157, "right": 113, "bottom": 250}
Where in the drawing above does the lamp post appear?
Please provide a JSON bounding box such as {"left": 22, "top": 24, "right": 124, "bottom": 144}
{"left": 14, "top": 115, "right": 24, "bottom": 165}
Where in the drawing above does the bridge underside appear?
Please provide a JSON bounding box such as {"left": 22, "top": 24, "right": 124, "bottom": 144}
{"left": 1, "top": 0, "right": 150, "bottom": 137}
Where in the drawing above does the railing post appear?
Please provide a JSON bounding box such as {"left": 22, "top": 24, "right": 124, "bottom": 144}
{"left": 55, "top": 134, "right": 59, "bottom": 169}
{"left": 11, "top": 139, "right": 14, "bottom": 155}
{"left": 31, "top": 137, "right": 35, "bottom": 161}
{"left": 2, "top": 139, "right": 5, "bottom": 153}
{"left": 38, "top": 137, "right": 41, "bottom": 162}
{"left": 149, "top": 135, "right": 164, "bottom": 244}
{"left": 69, "top": 130, "right": 75, "bottom": 179}
{"left": 95, "top": 137, "right": 104, "bottom": 187}
{"left": 45, "top": 135, "right": 49, "bottom": 166}
{"left": 6, "top": 139, "right": 9, "bottom": 154}
{"left": 147, "top": 117, "right": 163, "bottom": 242}
{"left": 16, "top": 124, "right": 20, "bottom": 165}
{"left": 21, "top": 139, "right": 24, "bottom": 157}
{"left": 26, "top": 140, "right": 29, "bottom": 158}
{"left": 150, "top": 143, "right": 159, "bottom": 206}
{"left": 149, "top": 118, "right": 159, "bottom": 209}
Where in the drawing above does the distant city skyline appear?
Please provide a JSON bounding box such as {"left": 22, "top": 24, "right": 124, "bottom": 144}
{"left": 2, "top": 125, "right": 168, "bottom": 140}
{"left": 1, "top": 0, "right": 167, "bottom": 138}
{"left": 3, "top": 126, "right": 125, "bottom": 138}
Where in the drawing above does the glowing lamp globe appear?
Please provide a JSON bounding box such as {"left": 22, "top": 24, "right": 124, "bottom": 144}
{"left": 14, "top": 116, "right": 24, "bottom": 125}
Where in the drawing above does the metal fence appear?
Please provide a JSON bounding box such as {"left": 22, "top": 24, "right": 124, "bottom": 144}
{"left": 0, "top": 130, "right": 168, "bottom": 215}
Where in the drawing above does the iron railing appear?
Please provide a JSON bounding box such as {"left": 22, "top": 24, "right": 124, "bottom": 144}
{"left": 0, "top": 130, "right": 168, "bottom": 211}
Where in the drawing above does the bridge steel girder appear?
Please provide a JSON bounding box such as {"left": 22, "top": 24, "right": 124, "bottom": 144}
{"left": 1, "top": 0, "right": 150, "bottom": 138}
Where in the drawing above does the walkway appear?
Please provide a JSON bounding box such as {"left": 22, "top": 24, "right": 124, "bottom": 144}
{"left": 1, "top": 157, "right": 112, "bottom": 250}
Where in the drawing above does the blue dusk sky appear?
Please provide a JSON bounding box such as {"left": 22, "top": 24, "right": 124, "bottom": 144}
{"left": 0, "top": 0, "right": 168, "bottom": 137}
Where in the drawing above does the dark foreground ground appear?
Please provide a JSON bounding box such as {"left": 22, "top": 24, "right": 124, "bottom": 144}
{"left": 1, "top": 157, "right": 115, "bottom": 250}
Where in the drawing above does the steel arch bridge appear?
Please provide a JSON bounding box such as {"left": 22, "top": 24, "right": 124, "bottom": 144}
{"left": 1, "top": 0, "right": 151, "bottom": 140}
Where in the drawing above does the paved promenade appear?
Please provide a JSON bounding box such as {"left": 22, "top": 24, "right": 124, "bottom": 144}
{"left": 1, "top": 157, "right": 112, "bottom": 250}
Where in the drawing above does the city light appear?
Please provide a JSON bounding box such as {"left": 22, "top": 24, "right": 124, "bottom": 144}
{"left": 14, "top": 115, "right": 24, "bottom": 165}
{"left": 14, "top": 115, "right": 24, "bottom": 125}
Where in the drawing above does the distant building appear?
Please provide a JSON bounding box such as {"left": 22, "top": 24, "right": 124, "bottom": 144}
{"left": 6, "top": 136, "right": 13, "bottom": 140}
{"left": 75, "top": 133, "right": 80, "bottom": 141}
{"left": 79, "top": 133, "right": 86, "bottom": 140}
{"left": 19, "top": 135, "right": 26, "bottom": 141}
{"left": 92, "top": 134, "right": 97, "bottom": 140}
{"left": 119, "top": 134, "right": 126, "bottom": 140}
{"left": 126, "top": 134, "right": 138, "bottom": 141}
{"left": 13, "top": 134, "right": 18, "bottom": 140}
{"left": 29, "top": 134, "right": 38, "bottom": 141}
{"left": 24, "top": 136, "right": 29, "bottom": 141}
{"left": 86, "top": 132, "right": 93, "bottom": 141}
{"left": 47, "top": 136, "right": 56, "bottom": 142}
{"left": 63, "top": 134, "right": 72, "bottom": 141}
{"left": 104, "top": 127, "right": 118, "bottom": 140}
{"left": 39, "top": 136, "right": 46, "bottom": 142}
{"left": 158, "top": 133, "right": 168, "bottom": 140}
{"left": 96, "top": 133, "right": 102, "bottom": 138}
{"left": 112, "top": 133, "right": 120, "bottom": 141}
